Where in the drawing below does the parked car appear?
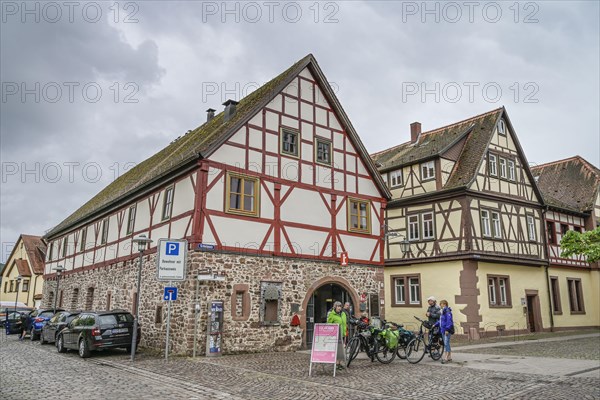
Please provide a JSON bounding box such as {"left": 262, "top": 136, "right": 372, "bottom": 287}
{"left": 40, "top": 311, "right": 81, "bottom": 344}
{"left": 3, "top": 311, "right": 27, "bottom": 334}
{"left": 57, "top": 310, "right": 141, "bottom": 358}
{"left": 1, "top": 306, "right": 34, "bottom": 328}
{"left": 28, "top": 308, "right": 64, "bottom": 341}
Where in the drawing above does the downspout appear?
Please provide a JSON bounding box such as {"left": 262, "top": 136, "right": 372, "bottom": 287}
{"left": 32, "top": 274, "right": 40, "bottom": 308}
{"left": 540, "top": 207, "right": 554, "bottom": 332}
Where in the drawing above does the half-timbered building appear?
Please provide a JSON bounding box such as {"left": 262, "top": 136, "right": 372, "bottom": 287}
{"left": 372, "top": 108, "right": 554, "bottom": 336}
{"left": 1, "top": 235, "right": 47, "bottom": 308}
{"left": 42, "top": 54, "right": 390, "bottom": 353}
{"left": 531, "top": 156, "right": 600, "bottom": 329}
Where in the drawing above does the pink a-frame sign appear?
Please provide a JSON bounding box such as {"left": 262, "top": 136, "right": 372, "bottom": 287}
{"left": 309, "top": 323, "right": 340, "bottom": 376}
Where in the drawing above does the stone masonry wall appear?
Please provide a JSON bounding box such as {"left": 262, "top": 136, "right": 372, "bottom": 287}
{"left": 42, "top": 250, "right": 383, "bottom": 355}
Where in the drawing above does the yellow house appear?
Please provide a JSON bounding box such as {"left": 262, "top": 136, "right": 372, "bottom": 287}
{"left": 532, "top": 156, "right": 600, "bottom": 330}
{"left": 372, "top": 108, "right": 557, "bottom": 336}
{"left": 0, "top": 235, "right": 47, "bottom": 308}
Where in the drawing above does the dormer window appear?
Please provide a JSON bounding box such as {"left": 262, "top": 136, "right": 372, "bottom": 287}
{"left": 498, "top": 119, "right": 506, "bottom": 135}
{"left": 390, "top": 170, "right": 403, "bottom": 188}
{"left": 420, "top": 161, "right": 435, "bottom": 181}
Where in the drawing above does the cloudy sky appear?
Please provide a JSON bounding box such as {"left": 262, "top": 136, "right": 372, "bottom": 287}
{"left": 1, "top": 1, "right": 599, "bottom": 262}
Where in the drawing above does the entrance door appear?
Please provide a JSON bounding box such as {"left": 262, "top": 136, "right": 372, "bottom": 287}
{"left": 305, "top": 283, "right": 354, "bottom": 348}
{"left": 526, "top": 295, "right": 536, "bottom": 332}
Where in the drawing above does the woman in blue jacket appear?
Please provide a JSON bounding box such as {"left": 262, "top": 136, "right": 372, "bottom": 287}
{"left": 439, "top": 300, "right": 454, "bottom": 364}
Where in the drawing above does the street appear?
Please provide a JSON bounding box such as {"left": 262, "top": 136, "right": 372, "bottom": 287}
{"left": 1, "top": 331, "right": 599, "bottom": 399}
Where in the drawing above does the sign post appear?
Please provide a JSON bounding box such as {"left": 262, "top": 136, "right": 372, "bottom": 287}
{"left": 163, "top": 285, "right": 177, "bottom": 361}
{"left": 309, "top": 323, "right": 342, "bottom": 377}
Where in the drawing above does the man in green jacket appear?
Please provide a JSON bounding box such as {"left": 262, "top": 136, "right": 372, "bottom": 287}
{"left": 327, "top": 301, "right": 347, "bottom": 370}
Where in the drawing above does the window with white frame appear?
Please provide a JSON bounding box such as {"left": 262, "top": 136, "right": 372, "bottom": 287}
{"left": 162, "top": 186, "right": 174, "bottom": 220}
{"left": 498, "top": 278, "right": 507, "bottom": 305}
{"left": 527, "top": 215, "right": 536, "bottom": 241}
{"left": 420, "top": 161, "right": 435, "bottom": 181}
{"left": 489, "top": 154, "right": 497, "bottom": 176}
{"left": 499, "top": 158, "right": 507, "bottom": 179}
{"left": 62, "top": 238, "right": 68, "bottom": 258}
{"left": 488, "top": 278, "right": 496, "bottom": 305}
{"left": 498, "top": 119, "right": 506, "bottom": 135}
{"left": 408, "top": 215, "right": 419, "bottom": 241}
{"left": 80, "top": 228, "right": 87, "bottom": 252}
{"left": 101, "top": 218, "right": 109, "bottom": 245}
{"left": 315, "top": 138, "right": 331, "bottom": 165}
{"left": 507, "top": 160, "right": 515, "bottom": 181}
{"left": 481, "top": 210, "right": 491, "bottom": 237}
{"left": 409, "top": 277, "right": 420, "bottom": 304}
{"left": 491, "top": 211, "right": 502, "bottom": 238}
{"left": 126, "top": 205, "right": 136, "bottom": 235}
{"left": 390, "top": 170, "right": 403, "bottom": 188}
{"left": 488, "top": 275, "right": 511, "bottom": 307}
{"left": 394, "top": 278, "right": 405, "bottom": 305}
{"left": 422, "top": 212, "right": 434, "bottom": 240}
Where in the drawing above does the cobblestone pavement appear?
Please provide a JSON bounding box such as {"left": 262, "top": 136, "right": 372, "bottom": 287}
{"left": 458, "top": 336, "right": 600, "bottom": 360}
{"left": 1, "top": 332, "right": 599, "bottom": 400}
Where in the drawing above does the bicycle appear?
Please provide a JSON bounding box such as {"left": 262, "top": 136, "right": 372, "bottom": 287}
{"left": 345, "top": 318, "right": 376, "bottom": 367}
{"left": 406, "top": 316, "right": 444, "bottom": 364}
{"left": 384, "top": 321, "right": 414, "bottom": 360}
{"left": 346, "top": 318, "right": 399, "bottom": 365}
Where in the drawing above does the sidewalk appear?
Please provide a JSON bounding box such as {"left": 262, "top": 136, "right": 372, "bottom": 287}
{"left": 453, "top": 332, "right": 600, "bottom": 351}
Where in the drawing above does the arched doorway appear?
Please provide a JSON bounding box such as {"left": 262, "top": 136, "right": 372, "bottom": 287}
{"left": 304, "top": 281, "right": 357, "bottom": 348}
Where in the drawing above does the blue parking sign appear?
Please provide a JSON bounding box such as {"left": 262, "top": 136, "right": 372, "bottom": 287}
{"left": 166, "top": 242, "right": 179, "bottom": 256}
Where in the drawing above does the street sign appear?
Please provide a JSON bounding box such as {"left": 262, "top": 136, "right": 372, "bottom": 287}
{"left": 198, "top": 243, "right": 216, "bottom": 251}
{"left": 340, "top": 251, "right": 349, "bottom": 266}
{"left": 157, "top": 239, "right": 187, "bottom": 281}
{"left": 163, "top": 286, "right": 178, "bottom": 301}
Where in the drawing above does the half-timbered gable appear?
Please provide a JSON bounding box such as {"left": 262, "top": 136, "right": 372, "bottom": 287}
{"left": 42, "top": 54, "right": 390, "bottom": 354}
{"left": 375, "top": 107, "right": 556, "bottom": 337}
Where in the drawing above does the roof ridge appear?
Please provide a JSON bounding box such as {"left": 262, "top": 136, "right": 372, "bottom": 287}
{"left": 532, "top": 155, "right": 600, "bottom": 177}
{"left": 370, "top": 107, "right": 503, "bottom": 156}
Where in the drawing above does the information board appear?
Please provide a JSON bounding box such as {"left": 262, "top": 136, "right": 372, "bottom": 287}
{"left": 156, "top": 239, "right": 187, "bottom": 281}
{"left": 309, "top": 323, "right": 342, "bottom": 377}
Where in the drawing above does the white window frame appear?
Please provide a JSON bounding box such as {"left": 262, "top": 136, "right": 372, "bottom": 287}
{"left": 499, "top": 278, "right": 507, "bottom": 306}
{"left": 394, "top": 278, "right": 405, "bottom": 305}
{"left": 409, "top": 277, "right": 420, "bottom": 304}
{"left": 422, "top": 212, "right": 435, "bottom": 240}
{"left": 80, "top": 228, "right": 87, "bottom": 252}
{"left": 491, "top": 211, "right": 502, "bottom": 239}
{"left": 527, "top": 215, "right": 536, "bottom": 241}
{"left": 420, "top": 160, "right": 435, "bottom": 181}
{"left": 489, "top": 154, "right": 497, "bottom": 176}
{"left": 390, "top": 170, "right": 403, "bottom": 188}
{"left": 488, "top": 278, "right": 496, "bottom": 305}
{"left": 408, "top": 215, "right": 419, "bottom": 241}
{"left": 498, "top": 119, "right": 506, "bottom": 135}
{"left": 280, "top": 128, "right": 299, "bottom": 158}
{"left": 126, "top": 205, "right": 136, "bottom": 235}
{"left": 499, "top": 158, "right": 507, "bottom": 179}
{"left": 101, "top": 218, "right": 109, "bottom": 245}
{"left": 162, "top": 186, "right": 174, "bottom": 220}
{"left": 507, "top": 160, "right": 515, "bottom": 181}
{"left": 481, "top": 210, "right": 491, "bottom": 237}
{"left": 315, "top": 138, "right": 331, "bottom": 165}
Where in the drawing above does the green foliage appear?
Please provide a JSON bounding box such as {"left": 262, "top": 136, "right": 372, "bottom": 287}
{"left": 560, "top": 227, "right": 600, "bottom": 263}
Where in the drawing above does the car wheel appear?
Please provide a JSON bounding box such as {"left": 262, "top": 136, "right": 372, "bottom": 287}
{"left": 57, "top": 335, "right": 67, "bottom": 353}
{"left": 78, "top": 339, "right": 91, "bottom": 358}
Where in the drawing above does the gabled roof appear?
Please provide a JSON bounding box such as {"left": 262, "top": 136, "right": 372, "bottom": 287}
{"left": 531, "top": 156, "right": 600, "bottom": 213}
{"left": 46, "top": 54, "right": 390, "bottom": 238}
{"left": 15, "top": 259, "right": 32, "bottom": 277}
{"left": 2, "top": 234, "right": 46, "bottom": 277}
{"left": 371, "top": 108, "right": 503, "bottom": 189}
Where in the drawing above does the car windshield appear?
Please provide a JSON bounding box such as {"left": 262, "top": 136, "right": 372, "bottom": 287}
{"left": 40, "top": 311, "right": 54, "bottom": 318}
{"left": 99, "top": 313, "right": 133, "bottom": 325}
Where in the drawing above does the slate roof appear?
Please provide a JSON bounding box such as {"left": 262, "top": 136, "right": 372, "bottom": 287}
{"left": 531, "top": 156, "right": 600, "bottom": 213}
{"left": 46, "top": 54, "right": 389, "bottom": 238}
{"left": 371, "top": 108, "right": 504, "bottom": 190}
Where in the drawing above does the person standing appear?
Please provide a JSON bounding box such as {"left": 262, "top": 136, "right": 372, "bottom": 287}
{"left": 439, "top": 299, "right": 454, "bottom": 364}
{"left": 342, "top": 302, "right": 352, "bottom": 341}
{"left": 19, "top": 311, "right": 29, "bottom": 341}
{"left": 327, "top": 301, "right": 347, "bottom": 370}
{"left": 426, "top": 296, "right": 441, "bottom": 325}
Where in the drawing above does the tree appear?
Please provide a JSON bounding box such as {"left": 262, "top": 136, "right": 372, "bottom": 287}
{"left": 560, "top": 227, "right": 600, "bottom": 263}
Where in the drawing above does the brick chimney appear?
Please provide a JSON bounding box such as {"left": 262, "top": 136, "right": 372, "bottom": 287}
{"left": 410, "top": 122, "right": 421, "bottom": 143}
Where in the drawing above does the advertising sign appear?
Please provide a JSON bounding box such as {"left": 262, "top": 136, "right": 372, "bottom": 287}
{"left": 309, "top": 323, "right": 341, "bottom": 376}
{"left": 156, "top": 239, "right": 187, "bottom": 281}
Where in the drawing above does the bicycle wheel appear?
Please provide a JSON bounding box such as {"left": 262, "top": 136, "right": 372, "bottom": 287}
{"left": 406, "top": 338, "right": 426, "bottom": 364}
{"left": 375, "top": 339, "right": 397, "bottom": 364}
{"left": 429, "top": 335, "right": 444, "bottom": 361}
{"left": 396, "top": 344, "right": 407, "bottom": 359}
{"left": 346, "top": 337, "right": 360, "bottom": 367}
